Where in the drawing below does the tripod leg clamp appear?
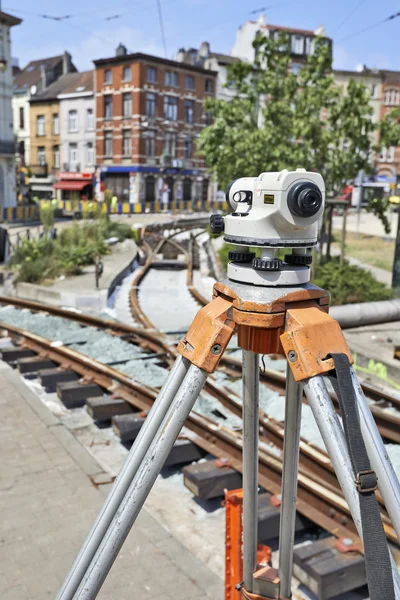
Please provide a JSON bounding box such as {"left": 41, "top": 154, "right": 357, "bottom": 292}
{"left": 177, "top": 296, "right": 235, "bottom": 373}
{"left": 280, "top": 306, "right": 353, "bottom": 382}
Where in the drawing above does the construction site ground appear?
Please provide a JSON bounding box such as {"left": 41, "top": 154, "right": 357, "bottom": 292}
{"left": 0, "top": 359, "right": 222, "bottom": 600}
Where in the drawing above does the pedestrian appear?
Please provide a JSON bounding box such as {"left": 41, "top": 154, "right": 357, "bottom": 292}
{"left": 161, "top": 184, "right": 170, "bottom": 212}
{"left": 95, "top": 258, "right": 104, "bottom": 289}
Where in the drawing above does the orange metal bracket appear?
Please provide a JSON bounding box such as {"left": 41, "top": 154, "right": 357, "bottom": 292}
{"left": 177, "top": 296, "right": 235, "bottom": 373}
{"left": 280, "top": 306, "right": 353, "bottom": 382}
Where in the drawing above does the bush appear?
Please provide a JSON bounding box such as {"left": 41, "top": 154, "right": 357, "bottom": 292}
{"left": 313, "top": 258, "right": 394, "bottom": 305}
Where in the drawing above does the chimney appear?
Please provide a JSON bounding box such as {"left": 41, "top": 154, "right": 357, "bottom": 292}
{"left": 40, "top": 64, "right": 48, "bottom": 90}
{"left": 176, "top": 48, "right": 186, "bottom": 63}
{"left": 198, "top": 42, "right": 210, "bottom": 59}
{"left": 116, "top": 43, "right": 127, "bottom": 57}
{"left": 62, "top": 51, "right": 72, "bottom": 74}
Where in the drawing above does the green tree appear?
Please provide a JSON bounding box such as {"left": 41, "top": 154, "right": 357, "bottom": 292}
{"left": 198, "top": 33, "right": 377, "bottom": 195}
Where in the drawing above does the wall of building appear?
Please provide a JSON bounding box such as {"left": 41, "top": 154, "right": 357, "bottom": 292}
{"left": 29, "top": 100, "right": 60, "bottom": 171}
{"left": 94, "top": 55, "right": 216, "bottom": 202}
{"left": 0, "top": 21, "right": 17, "bottom": 207}
{"left": 12, "top": 91, "right": 30, "bottom": 164}
{"left": 377, "top": 75, "right": 400, "bottom": 179}
{"left": 59, "top": 93, "right": 95, "bottom": 173}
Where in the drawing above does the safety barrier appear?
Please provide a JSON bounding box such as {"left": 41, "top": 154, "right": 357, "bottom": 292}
{"left": 2, "top": 205, "right": 40, "bottom": 222}
{"left": 1, "top": 200, "right": 228, "bottom": 223}
{"left": 37, "top": 199, "right": 228, "bottom": 215}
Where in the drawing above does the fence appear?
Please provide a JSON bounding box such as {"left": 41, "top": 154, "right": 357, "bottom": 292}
{"left": 1, "top": 199, "right": 228, "bottom": 223}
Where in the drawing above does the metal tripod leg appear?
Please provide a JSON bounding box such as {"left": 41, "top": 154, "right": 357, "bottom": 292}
{"left": 242, "top": 350, "right": 259, "bottom": 592}
{"left": 278, "top": 366, "right": 303, "bottom": 598}
{"left": 57, "top": 355, "right": 190, "bottom": 600}
{"left": 304, "top": 376, "right": 400, "bottom": 598}
{"left": 350, "top": 366, "right": 400, "bottom": 544}
{"left": 74, "top": 364, "right": 208, "bottom": 600}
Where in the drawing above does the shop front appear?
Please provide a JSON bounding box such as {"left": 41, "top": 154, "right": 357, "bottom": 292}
{"left": 53, "top": 172, "right": 94, "bottom": 201}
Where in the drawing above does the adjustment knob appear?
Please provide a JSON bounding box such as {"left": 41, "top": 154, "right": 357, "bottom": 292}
{"left": 284, "top": 253, "right": 313, "bottom": 266}
{"left": 210, "top": 214, "right": 224, "bottom": 235}
{"left": 228, "top": 251, "right": 255, "bottom": 263}
{"left": 252, "top": 258, "right": 283, "bottom": 271}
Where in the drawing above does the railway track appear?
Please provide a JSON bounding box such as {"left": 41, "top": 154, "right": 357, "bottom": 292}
{"left": 2, "top": 220, "right": 400, "bottom": 597}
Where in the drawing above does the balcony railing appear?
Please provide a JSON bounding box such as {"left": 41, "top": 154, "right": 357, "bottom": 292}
{"left": 31, "top": 164, "right": 48, "bottom": 177}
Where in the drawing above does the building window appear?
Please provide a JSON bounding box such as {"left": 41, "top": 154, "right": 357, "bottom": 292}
{"left": 371, "top": 84, "right": 377, "bottom": 98}
{"left": 53, "top": 145, "right": 60, "bottom": 169}
{"left": 145, "top": 130, "right": 156, "bottom": 156}
{"left": 164, "top": 71, "right": 178, "bottom": 87}
{"left": 19, "top": 107, "right": 24, "bottom": 129}
{"left": 185, "top": 75, "right": 194, "bottom": 90}
{"left": 123, "top": 66, "right": 131, "bottom": 81}
{"left": 203, "top": 110, "right": 211, "bottom": 126}
{"left": 292, "top": 63, "right": 301, "bottom": 75}
{"left": 104, "top": 131, "right": 112, "bottom": 157}
{"left": 205, "top": 79, "right": 213, "bottom": 93}
{"left": 122, "top": 92, "right": 132, "bottom": 118}
{"left": 292, "top": 35, "right": 304, "bottom": 55}
{"left": 86, "top": 108, "right": 94, "bottom": 130}
{"left": 163, "top": 132, "right": 176, "bottom": 157}
{"left": 68, "top": 110, "right": 78, "bottom": 132}
{"left": 36, "top": 115, "right": 45, "bottom": 136}
{"left": 52, "top": 113, "right": 59, "bottom": 134}
{"left": 87, "top": 142, "right": 94, "bottom": 165}
{"left": 164, "top": 95, "right": 178, "bottom": 120}
{"left": 104, "top": 95, "right": 112, "bottom": 119}
{"left": 146, "top": 92, "right": 156, "bottom": 117}
{"left": 104, "top": 69, "right": 112, "bottom": 84}
{"left": 69, "top": 143, "right": 78, "bottom": 168}
{"left": 185, "top": 99, "right": 194, "bottom": 123}
{"left": 184, "top": 136, "right": 192, "bottom": 158}
{"left": 147, "top": 66, "right": 157, "bottom": 82}
{"left": 305, "top": 37, "right": 314, "bottom": 55}
{"left": 384, "top": 89, "right": 399, "bottom": 106}
{"left": 37, "top": 146, "right": 45, "bottom": 165}
{"left": 122, "top": 129, "right": 132, "bottom": 156}
{"left": 387, "top": 147, "right": 395, "bottom": 162}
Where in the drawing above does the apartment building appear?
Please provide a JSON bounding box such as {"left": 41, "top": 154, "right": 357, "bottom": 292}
{"left": 29, "top": 71, "right": 95, "bottom": 199}
{"left": 13, "top": 52, "right": 76, "bottom": 166}
{"left": 231, "top": 14, "right": 332, "bottom": 67}
{"left": 0, "top": 11, "right": 22, "bottom": 210}
{"left": 93, "top": 45, "right": 217, "bottom": 203}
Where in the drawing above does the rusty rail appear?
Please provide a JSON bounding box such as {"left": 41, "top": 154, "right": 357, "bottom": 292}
{"left": 3, "top": 320, "right": 393, "bottom": 549}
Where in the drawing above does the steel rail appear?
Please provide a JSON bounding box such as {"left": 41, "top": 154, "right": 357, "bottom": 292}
{"left": 1, "top": 321, "right": 398, "bottom": 549}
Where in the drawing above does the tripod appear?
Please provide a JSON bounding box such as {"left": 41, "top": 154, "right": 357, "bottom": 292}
{"left": 56, "top": 275, "right": 400, "bottom": 600}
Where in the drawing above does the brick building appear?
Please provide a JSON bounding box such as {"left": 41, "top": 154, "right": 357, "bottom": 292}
{"left": 376, "top": 71, "right": 400, "bottom": 182}
{"left": 93, "top": 45, "right": 217, "bottom": 204}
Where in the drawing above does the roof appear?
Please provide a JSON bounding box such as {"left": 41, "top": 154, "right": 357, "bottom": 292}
{"left": 57, "top": 70, "right": 93, "bottom": 95}
{"left": 209, "top": 52, "right": 238, "bottom": 66}
{"left": 0, "top": 11, "right": 22, "bottom": 27}
{"left": 93, "top": 52, "right": 218, "bottom": 76}
{"left": 14, "top": 55, "right": 64, "bottom": 91}
{"left": 30, "top": 72, "right": 92, "bottom": 103}
{"left": 251, "top": 21, "right": 316, "bottom": 36}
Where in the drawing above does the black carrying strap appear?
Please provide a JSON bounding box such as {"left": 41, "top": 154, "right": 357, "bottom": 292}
{"left": 328, "top": 353, "right": 395, "bottom": 600}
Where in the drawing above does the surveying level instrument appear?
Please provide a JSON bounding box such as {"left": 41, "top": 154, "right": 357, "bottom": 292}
{"left": 58, "top": 169, "right": 400, "bottom": 600}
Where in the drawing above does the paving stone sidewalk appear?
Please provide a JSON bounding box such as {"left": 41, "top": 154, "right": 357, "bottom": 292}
{"left": 0, "top": 362, "right": 222, "bottom": 600}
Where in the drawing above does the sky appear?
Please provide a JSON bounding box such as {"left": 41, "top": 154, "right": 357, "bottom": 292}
{"left": 4, "top": 0, "right": 400, "bottom": 73}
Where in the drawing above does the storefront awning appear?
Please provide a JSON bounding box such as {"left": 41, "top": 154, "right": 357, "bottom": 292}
{"left": 53, "top": 181, "right": 91, "bottom": 191}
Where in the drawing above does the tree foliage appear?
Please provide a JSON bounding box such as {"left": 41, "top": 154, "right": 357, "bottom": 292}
{"left": 197, "top": 33, "right": 379, "bottom": 195}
